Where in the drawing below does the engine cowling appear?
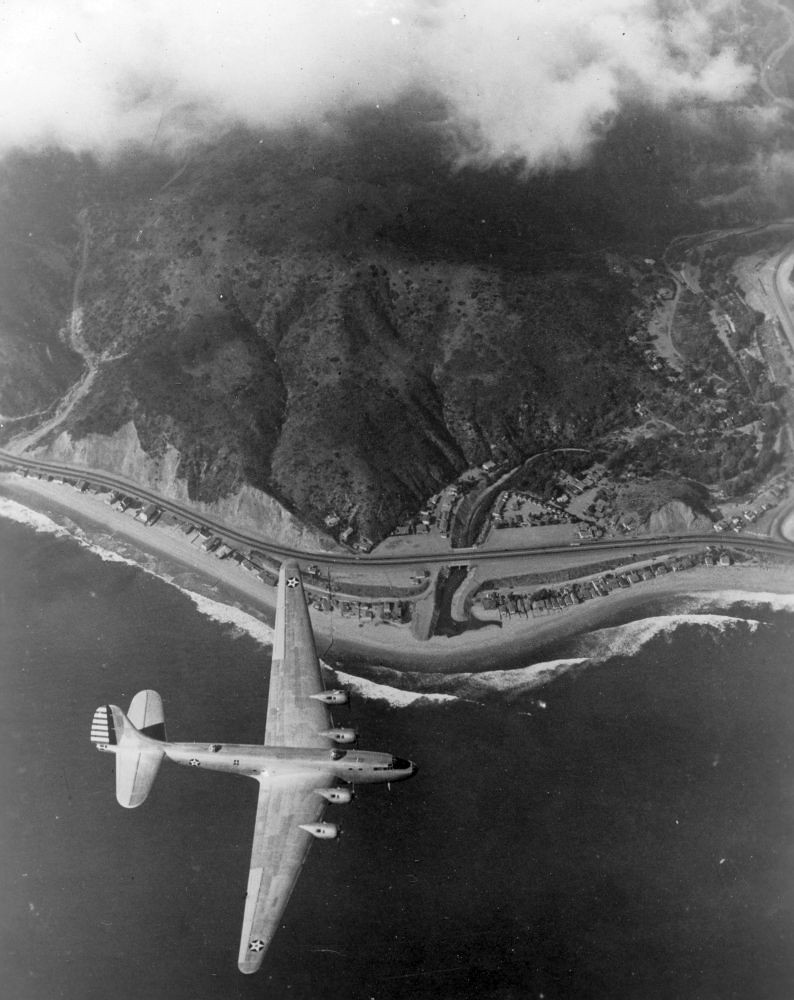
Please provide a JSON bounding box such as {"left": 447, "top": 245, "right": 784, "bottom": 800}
{"left": 310, "top": 689, "right": 349, "bottom": 706}
{"left": 316, "top": 787, "right": 354, "bottom": 804}
{"left": 299, "top": 822, "right": 339, "bottom": 839}
{"left": 320, "top": 727, "right": 357, "bottom": 744}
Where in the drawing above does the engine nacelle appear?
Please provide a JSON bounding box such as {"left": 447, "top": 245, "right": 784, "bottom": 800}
{"left": 299, "top": 822, "right": 339, "bottom": 839}
{"left": 316, "top": 787, "right": 354, "bottom": 804}
{"left": 310, "top": 689, "right": 349, "bottom": 706}
{"left": 319, "top": 727, "right": 357, "bottom": 744}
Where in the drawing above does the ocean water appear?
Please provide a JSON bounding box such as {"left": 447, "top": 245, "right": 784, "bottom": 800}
{"left": 2, "top": 512, "right": 794, "bottom": 1000}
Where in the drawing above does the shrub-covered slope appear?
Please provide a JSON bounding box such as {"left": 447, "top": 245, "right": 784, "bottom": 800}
{"left": 1, "top": 97, "right": 790, "bottom": 539}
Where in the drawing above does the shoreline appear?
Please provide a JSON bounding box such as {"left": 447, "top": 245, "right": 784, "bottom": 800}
{"left": 1, "top": 473, "right": 793, "bottom": 673}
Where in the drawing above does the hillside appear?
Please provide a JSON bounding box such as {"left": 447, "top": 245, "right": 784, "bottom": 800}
{"left": 1, "top": 90, "right": 793, "bottom": 543}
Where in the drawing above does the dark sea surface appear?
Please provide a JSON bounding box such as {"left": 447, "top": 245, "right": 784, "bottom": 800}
{"left": 2, "top": 515, "right": 794, "bottom": 1000}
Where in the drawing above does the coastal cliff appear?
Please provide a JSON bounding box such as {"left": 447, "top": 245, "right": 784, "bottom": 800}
{"left": 28, "top": 422, "right": 338, "bottom": 551}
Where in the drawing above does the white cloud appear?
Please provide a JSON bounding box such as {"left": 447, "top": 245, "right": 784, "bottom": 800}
{"left": 0, "top": 0, "right": 756, "bottom": 165}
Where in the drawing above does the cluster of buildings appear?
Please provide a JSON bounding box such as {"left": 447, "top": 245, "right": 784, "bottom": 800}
{"left": 395, "top": 480, "right": 473, "bottom": 538}
{"left": 488, "top": 466, "right": 606, "bottom": 532}
{"left": 15, "top": 468, "right": 285, "bottom": 586}
{"left": 12, "top": 466, "right": 417, "bottom": 623}
{"left": 338, "top": 600, "right": 411, "bottom": 622}
{"left": 391, "top": 460, "right": 512, "bottom": 540}
{"left": 713, "top": 504, "right": 772, "bottom": 533}
{"left": 426, "top": 484, "right": 464, "bottom": 537}
{"left": 322, "top": 511, "right": 374, "bottom": 552}
{"left": 491, "top": 489, "right": 577, "bottom": 530}
{"left": 714, "top": 474, "right": 793, "bottom": 533}
{"left": 479, "top": 548, "right": 734, "bottom": 619}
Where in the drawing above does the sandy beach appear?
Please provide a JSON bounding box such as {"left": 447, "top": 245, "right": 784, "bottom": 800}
{"left": 2, "top": 471, "right": 793, "bottom": 672}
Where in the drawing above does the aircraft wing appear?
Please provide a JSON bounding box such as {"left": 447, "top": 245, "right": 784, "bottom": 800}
{"left": 237, "top": 562, "right": 338, "bottom": 972}
{"left": 237, "top": 773, "right": 332, "bottom": 973}
{"left": 265, "top": 562, "right": 333, "bottom": 748}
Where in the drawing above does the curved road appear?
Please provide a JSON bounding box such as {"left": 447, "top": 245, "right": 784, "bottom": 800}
{"left": 2, "top": 450, "right": 793, "bottom": 575}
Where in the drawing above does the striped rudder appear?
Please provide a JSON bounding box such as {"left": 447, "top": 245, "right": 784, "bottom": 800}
{"left": 90, "top": 705, "right": 117, "bottom": 747}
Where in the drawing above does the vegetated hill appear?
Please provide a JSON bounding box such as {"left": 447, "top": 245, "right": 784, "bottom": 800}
{"left": 615, "top": 480, "right": 715, "bottom": 534}
{"left": 0, "top": 150, "right": 87, "bottom": 416}
{"left": 0, "top": 92, "right": 792, "bottom": 541}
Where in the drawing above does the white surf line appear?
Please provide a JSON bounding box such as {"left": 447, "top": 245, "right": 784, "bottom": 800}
{"left": 580, "top": 612, "right": 762, "bottom": 663}
{"left": 682, "top": 590, "right": 794, "bottom": 614}
{"left": 334, "top": 670, "right": 458, "bottom": 707}
{"left": 442, "top": 658, "right": 589, "bottom": 696}
{"left": 0, "top": 494, "right": 453, "bottom": 706}
{"left": 0, "top": 495, "right": 277, "bottom": 642}
{"left": 178, "top": 590, "right": 275, "bottom": 648}
{"left": 0, "top": 497, "right": 782, "bottom": 707}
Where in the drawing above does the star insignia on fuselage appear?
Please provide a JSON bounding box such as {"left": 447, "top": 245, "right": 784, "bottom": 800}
{"left": 189, "top": 758, "right": 200, "bottom": 766}
{"left": 249, "top": 939, "right": 266, "bottom": 953}
{"left": 286, "top": 576, "right": 299, "bottom": 589}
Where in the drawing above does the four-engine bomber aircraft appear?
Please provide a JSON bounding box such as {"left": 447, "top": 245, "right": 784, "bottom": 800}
{"left": 90, "top": 562, "right": 417, "bottom": 973}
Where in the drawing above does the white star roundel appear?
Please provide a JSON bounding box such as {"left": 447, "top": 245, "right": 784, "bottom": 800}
{"left": 249, "top": 939, "right": 266, "bottom": 953}
{"left": 189, "top": 758, "right": 200, "bottom": 766}
{"left": 286, "top": 576, "right": 299, "bottom": 589}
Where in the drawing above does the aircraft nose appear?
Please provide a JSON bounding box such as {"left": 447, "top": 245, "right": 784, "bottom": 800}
{"left": 392, "top": 757, "right": 417, "bottom": 776}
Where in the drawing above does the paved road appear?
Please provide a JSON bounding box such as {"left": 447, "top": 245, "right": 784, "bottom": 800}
{"left": 7, "top": 212, "right": 794, "bottom": 576}
{"left": 2, "top": 450, "right": 793, "bottom": 578}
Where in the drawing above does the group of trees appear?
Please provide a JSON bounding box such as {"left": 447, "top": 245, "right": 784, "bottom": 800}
{"left": 605, "top": 425, "right": 780, "bottom": 497}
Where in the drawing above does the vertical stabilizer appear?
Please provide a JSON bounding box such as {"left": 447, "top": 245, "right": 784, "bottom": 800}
{"left": 127, "top": 689, "right": 166, "bottom": 742}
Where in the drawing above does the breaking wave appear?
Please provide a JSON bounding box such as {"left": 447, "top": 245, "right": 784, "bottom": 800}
{"left": 577, "top": 613, "right": 761, "bottom": 662}
{"left": 344, "top": 657, "right": 589, "bottom": 704}
{"left": 0, "top": 495, "right": 275, "bottom": 645}
{"left": 678, "top": 591, "right": 794, "bottom": 614}
{"left": 348, "top": 614, "right": 764, "bottom": 705}
{"left": 180, "top": 590, "right": 275, "bottom": 648}
{"left": 333, "top": 670, "right": 458, "bottom": 707}
{"left": 0, "top": 496, "right": 139, "bottom": 567}
{"left": 0, "top": 495, "right": 775, "bottom": 708}
{"left": 425, "top": 658, "right": 589, "bottom": 699}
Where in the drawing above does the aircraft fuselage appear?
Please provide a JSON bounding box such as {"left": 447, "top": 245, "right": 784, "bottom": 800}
{"left": 154, "top": 741, "right": 415, "bottom": 783}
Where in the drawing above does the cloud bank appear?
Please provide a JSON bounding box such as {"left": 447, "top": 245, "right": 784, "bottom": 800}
{"left": 0, "top": 0, "right": 755, "bottom": 165}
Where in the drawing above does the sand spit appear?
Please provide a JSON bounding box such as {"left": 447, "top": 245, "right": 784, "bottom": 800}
{"left": 1, "top": 472, "right": 793, "bottom": 673}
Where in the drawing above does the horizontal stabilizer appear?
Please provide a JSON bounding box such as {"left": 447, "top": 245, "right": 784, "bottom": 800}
{"left": 115, "top": 744, "right": 165, "bottom": 809}
{"left": 91, "top": 701, "right": 166, "bottom": 808}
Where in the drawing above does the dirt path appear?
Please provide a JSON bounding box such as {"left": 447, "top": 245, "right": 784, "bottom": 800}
{"left": 6, "top": 210, "right": 126, "bottom": 455}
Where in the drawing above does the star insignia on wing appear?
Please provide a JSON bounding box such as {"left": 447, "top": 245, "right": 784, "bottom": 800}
{"left": 286, "top": 576, "right": 299, "bottom": 589}
{"left": 189, "top": 758, "right": 200, "bottom": 766}
{"left": 248, "top": 939, "right": 266, "bottom": 953}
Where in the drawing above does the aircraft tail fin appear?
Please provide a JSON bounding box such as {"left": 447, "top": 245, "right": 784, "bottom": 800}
{"left": 127, "top": 689, "right": 167, "bottom": 741}
{"left": 90, "top": 691, "right": 167, "bottom": 809}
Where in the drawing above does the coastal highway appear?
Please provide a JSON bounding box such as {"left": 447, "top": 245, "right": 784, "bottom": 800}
{"left": 2, "top": 450, "right": 794, "bottom": 576}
